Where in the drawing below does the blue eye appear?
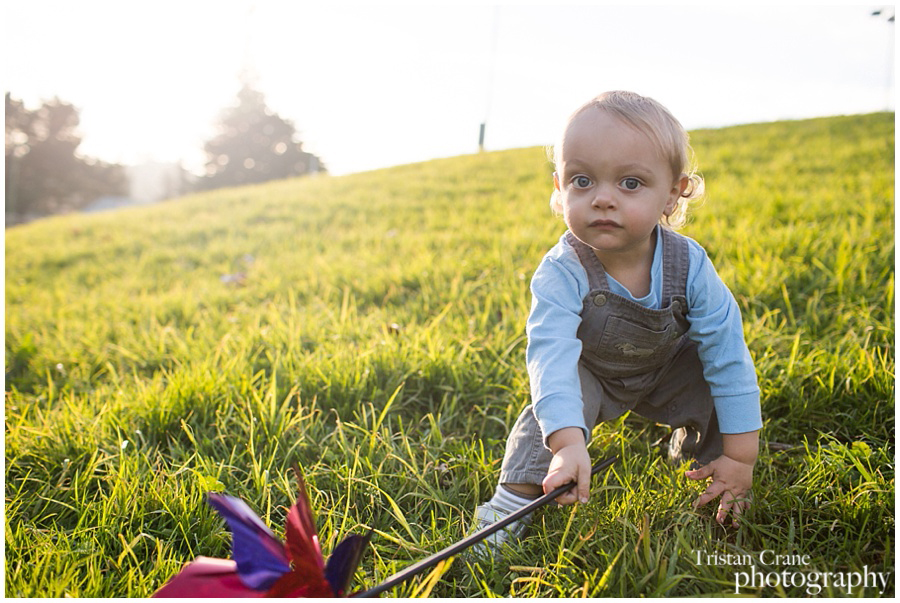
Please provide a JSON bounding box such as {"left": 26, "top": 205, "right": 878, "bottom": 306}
{"left": 621, "top": 178, "right": 641, "bottom": 190}
{"left": 573, "top": 176, "right": 592, "bottom": 188}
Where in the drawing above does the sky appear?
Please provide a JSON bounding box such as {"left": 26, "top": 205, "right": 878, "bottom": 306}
{"left": 3, "top": 2, "right": 895, "bottom": 177}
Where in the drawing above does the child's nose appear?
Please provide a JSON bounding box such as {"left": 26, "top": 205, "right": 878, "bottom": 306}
{"left": 591, "top": 184, "right": 616, "bottom": 208}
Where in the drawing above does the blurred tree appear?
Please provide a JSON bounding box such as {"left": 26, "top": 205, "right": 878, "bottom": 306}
{"left": 198, "top": 84, "right": 325, "bottom": 190}
{"left": 5, "top": 93, "right": 128, "bottom": 224}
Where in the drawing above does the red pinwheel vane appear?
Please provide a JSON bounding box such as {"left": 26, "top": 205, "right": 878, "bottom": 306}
{"left": 153, "top": 474, "right": 370, "bottom": 598}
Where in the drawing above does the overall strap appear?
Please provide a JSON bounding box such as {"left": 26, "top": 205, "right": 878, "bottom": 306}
{"left": 564, "top": 231, "right": 609, "bottom": 290}
{"left": 659, "top": 227, "right": 690, "bottom": 305}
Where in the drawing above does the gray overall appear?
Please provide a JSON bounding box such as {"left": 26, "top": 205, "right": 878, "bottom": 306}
{"left": 499, "top": 228, "right": 723, "bottom": 486}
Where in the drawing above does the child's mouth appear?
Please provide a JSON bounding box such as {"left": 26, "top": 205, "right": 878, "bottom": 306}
{"left": 590, "top": 219, "right": 620, "bottom": 229}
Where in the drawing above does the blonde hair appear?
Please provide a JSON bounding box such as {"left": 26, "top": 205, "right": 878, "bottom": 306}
{"left": 548, "top": 91, "right": 704, "bottom": 229}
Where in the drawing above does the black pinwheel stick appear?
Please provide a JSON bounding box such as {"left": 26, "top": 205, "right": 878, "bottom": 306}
{"left": 353, "top": 456, "right": 618, "bottom": 598}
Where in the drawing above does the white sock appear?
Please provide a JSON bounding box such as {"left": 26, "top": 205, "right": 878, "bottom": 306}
{"left": 491, "top": 484, "right": 539, "bottom": 512}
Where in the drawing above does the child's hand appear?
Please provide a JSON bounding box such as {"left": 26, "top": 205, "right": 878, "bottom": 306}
{"left": 685, "top": 454, "right": 754, "bottom": 527}
{"left": 543, "top": 427, "right": 591, "bottom": 505}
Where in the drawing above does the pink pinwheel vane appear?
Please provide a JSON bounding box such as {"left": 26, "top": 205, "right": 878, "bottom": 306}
{"left": 153, "top": 474, "right": 370, "bottom": 598}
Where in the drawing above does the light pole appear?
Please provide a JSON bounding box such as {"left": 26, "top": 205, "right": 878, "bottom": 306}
{"left": 479, "top": 6, "right": 499, "bottom": 152}
{"left": 872, "top": 7, "right": 895, "bottom": 110}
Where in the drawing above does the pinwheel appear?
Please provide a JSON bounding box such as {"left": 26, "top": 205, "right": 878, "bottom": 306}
{"left": 153, "top": 457, "right": 617, "bottom": 597}
{"left": 153, "top": 473, "right": 370, "bottom": 598}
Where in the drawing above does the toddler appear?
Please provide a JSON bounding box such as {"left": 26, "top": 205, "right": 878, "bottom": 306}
{"left": 474, "top": 91, "right": 762, "bottom": 552}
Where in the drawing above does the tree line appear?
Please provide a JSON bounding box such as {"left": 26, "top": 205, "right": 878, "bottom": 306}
{"left": 5, "top": 85, "right": 325, "bottom": 225}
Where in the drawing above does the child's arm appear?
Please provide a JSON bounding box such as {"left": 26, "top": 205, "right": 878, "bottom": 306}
{"left": 542, "top": 427, "right": 593, "bottom": 505}
{"left": 685, "top": 430, "right": 759, "bottom": 527}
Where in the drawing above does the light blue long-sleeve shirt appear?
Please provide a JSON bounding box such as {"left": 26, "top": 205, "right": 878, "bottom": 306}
{"left": 526, "top": 227, "right": 762, "bottom": 442}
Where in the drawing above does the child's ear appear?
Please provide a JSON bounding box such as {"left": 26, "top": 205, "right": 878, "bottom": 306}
{"left": 664, "top": 175, "right": 689, "bottom": 216}
{"left": 550, "top": 172, "right": 564, "bottom": 214}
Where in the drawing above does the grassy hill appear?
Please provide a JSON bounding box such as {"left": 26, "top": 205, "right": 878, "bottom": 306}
{"left": 5, "top": 112, "right": 894, "bottom": 597}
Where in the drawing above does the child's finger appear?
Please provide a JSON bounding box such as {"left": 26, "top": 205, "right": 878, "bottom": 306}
{"left": 543, "top": 470, "right": 589, "bottom": 506}
{"left": 576, "top": 465, "right": 591, "bottom": 504}
{"left": 715, "top": 493, "right": 734, "bottom": 525}
{"left": 692, "top": 480, "right": 725, "bottom": 508}
{"left": 685, "top": 464, "right": 714, "bottom": 481}
{"left": 551, "top": 481, "right": 578, "bottom": 505}
{"left": 730, "top": 493, "right": 752, "bottom": 527}
{"left": 716, "top": 491, "right": 751, "bottom": 527}
{"left": 728, "top": 501, "right": 744, "bottom": 528}
{"left": 555, "top": 489, "right": 578, "bottom": 506}
{"left": 543, "top": 472, "right": 574, "bottom": 504}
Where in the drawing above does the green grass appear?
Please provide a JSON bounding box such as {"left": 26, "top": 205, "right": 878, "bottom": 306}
{"left": 5, "top": 112, "right": 894, "bottom": 597}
